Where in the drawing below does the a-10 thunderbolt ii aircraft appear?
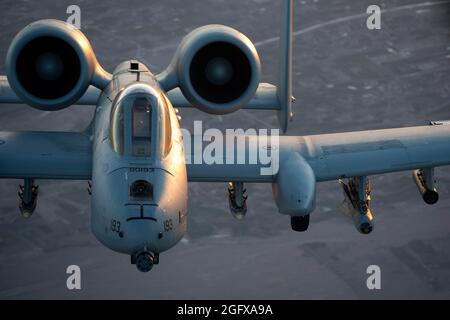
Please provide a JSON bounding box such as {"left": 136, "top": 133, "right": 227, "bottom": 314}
{"left": 1, "top": 1, "right": 450, "bottom": 272}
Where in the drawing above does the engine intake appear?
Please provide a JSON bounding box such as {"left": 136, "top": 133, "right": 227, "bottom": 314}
{"left": 158, "top": 25, "right": 261, "bottom": 114}
{"left": 6, "top": 19, "right": 110, "bottom": 110}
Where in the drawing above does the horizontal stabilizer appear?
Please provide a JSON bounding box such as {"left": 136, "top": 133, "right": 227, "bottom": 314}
{"left": 167, "top": 83, "right": 279, "bottom": 110}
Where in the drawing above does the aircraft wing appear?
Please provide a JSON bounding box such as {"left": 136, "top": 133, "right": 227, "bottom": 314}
{"left": 0, "top": 131, "right": 92, "bottom": 180}
{"left": 303, "top": 122, "right": 450, "bottom": 181}
{"left": 185, "top": 123, "right": 450, "bottom": 182}
{"left": 1, "top": 123, "right": 449, "bottom": 184}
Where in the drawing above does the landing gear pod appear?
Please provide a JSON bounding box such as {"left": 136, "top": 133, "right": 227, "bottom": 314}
{"left": 272, "top": 152, "right": 316, "bottom": 232}
{"left": 6, "top": 19, "right": 110, "bottom": 110}
{"left": 157, "top": 25, "right": 261, "bottom": 115}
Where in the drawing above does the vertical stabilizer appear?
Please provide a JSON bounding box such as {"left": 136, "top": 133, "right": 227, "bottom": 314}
{"left": 276, "top": 0, "right": 293, "bottom": 133}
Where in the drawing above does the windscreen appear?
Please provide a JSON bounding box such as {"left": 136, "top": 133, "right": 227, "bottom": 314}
{"left": 132, "top": 97, "right": 152, "bottom": 157}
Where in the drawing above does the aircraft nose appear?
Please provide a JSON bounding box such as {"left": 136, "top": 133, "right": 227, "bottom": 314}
{"left": 121, "top": 204, "right": 163, "bottom": 251}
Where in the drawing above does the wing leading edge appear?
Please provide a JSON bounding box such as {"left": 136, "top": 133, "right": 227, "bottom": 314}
{"left": 303, "top": 123, "right": 450, "bottom": 181}
{"left": 1, "top": 123, "right": 449, "bottom": 183}
{"left": 185, "top": 123, "right": 450, "bottom": 182}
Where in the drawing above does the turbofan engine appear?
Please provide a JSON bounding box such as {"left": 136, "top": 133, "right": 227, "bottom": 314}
{"left": 157, "top": 25, "right": 261, "bottom": 114}
{"left": 6, "top": 19, "right": 110, "bottom": 110}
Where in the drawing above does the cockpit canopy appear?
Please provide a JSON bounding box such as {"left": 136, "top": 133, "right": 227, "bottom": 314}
{"left": 110, "top": 84, "right": 172, "bottom": 159}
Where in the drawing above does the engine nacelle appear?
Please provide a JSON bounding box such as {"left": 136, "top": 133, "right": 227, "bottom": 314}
{"left": 158, "top": 25, "right": 261, "bottom": 115}
{"left": 6, "top": 19, "right": 110, "bottom": 110}
{"left": 272, "top": 153, "right": 316, "bottom": 216}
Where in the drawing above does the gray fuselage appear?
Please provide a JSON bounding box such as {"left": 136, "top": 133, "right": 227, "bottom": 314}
{"left": 90, "top": 60, "right": 188, "bottom": 257}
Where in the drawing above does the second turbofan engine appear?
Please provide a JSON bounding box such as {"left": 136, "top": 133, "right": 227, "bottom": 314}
{"left": 6, "top": 19, "right": 110, "bottom": 110}
{"left": 157, "top": 24, "right": 261, "bottom": 115}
